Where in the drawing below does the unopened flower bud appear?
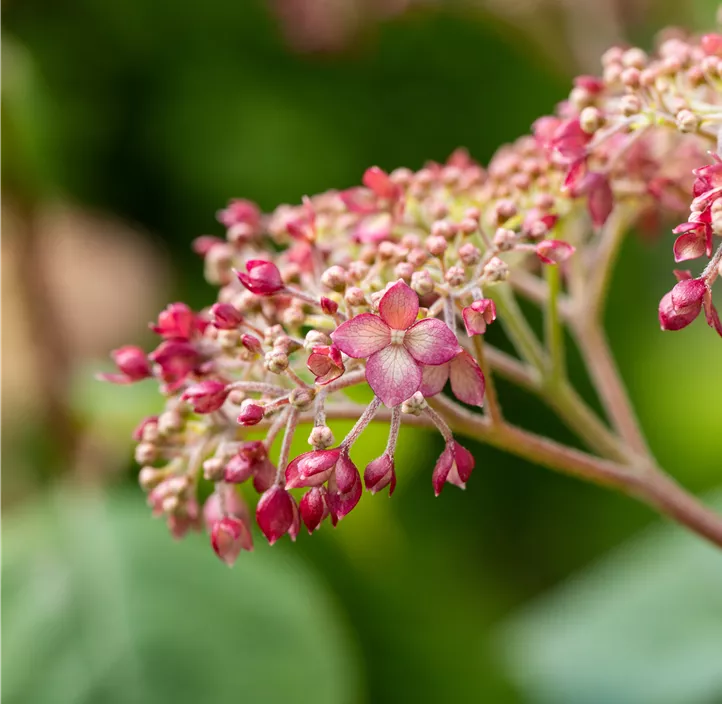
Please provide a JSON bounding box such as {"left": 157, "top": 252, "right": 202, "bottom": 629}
{"left": 135, "top": 442, "right": 157, "bottom": 465}
{"left": 458, "top": 217, "right": 478, "bottom": 235}
{"left": 181, "top": 380, "right": 229, "bottom": 413}
{"left": 237, "top": 400, "right": 265, "bottom": 426}
{"left": 445, "top": 265, "right": 466, "bottom": 287}
{"left": 411, "top": 270, "right": 434, "bottom": 296}
{"left": 622, "top": 47, "right": 647, "bottom": 69}
{"left": 675, "top": 109, "right": 700, "bottom": 134}
{"left": 462, "top": 299, "right": 497, "bottom": 335}
{"left": 483, "top": 256, "right": 509, "bottom": 282}
{"left": 426, "top": 235, "right": 448, "bottom": 256}
{"left": 264, "top": 350, "right": 289, "bottom": 374}
{"left": 344, "top": 286, "right": 366, "bottom": 307}
{"left": 364, "top": 454, "right": 396, "bottom": 495}
{"left": 320, "top": 296, "right": 339, "bottom": 315}
{"left": 308, "top": 425, "right": 334, "bottom": 449}
{"left": 241, "top": 334, "right": 262, "bottom": 354}
{"left": 401, "top": 391, "right": 427, "bottom": 416}
{"left": 299, "top": 487, "right": 328, "bottom": 533}
{"left": 157, "top": 410, "right": 183, "bottom": 435}
{"left": 203, "top": 457, "right": 227, "bottom": 482}
{"left": 580, "top": 106, "right": 604, "bottom": 134}
{"left": 394, "top": 262, "right": 414, "bottom": 281}
{"left": 458, "top": 242, "right": 481, "bottom": 265}
{"left": 256, "top": 486, "right": 298, "bottom": 545}
{"left": 493, "top": 227, "right": 517, "bottom": 251}
{"left": 289, "top": 387, "right": 316, "bottom": 411}
{"left": 237, "top": 260, "right": 285, "bottom": 295}
{"left": 320, "top": 265, "right": 347, "bottom": 291}
{"left": 304, "top": 329, "right": 332, "bottom": 351}
{"left": 620, "top": 94, "right": 641, "bottom": 116}
{"left": 210, "top": 303, "right": 244, "bottom": 329}
{"left": 138, "top": 466, "right": 165, "bottom": 491}
{"left": 493, "top": 199, "right": 517, "bottom": 224}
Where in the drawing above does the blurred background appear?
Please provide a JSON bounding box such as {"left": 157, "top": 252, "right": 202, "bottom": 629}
{"left": 3, "top": 0, "right": 722, "bottom": 702}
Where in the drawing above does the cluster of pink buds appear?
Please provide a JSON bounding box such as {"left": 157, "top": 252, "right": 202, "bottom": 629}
{"left": 102, "top": 23, "right": 722, "bottom": 566}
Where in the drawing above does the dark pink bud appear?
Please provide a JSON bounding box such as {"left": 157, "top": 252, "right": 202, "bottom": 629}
{"left": 307, "top": 345, "right": 345, "bottom": 385}
{"left": 462, "top": 299, "right": 497, "bottom": 336}
{"left": 210, "top": 303, "right": 244, "bottom": 329}
{"left": 320, "top": 297, "right": 339, "bottom": 315}
{"left": 237, "top": 260, "right": 285, "bottom": 295}
{"left": 573, "top": 75, "right": 604, "bottom": 94}
{"left": 151, "top": 302, "right": 196, "bottom": 340}
{"left": 658, "top": 290, "right": 702, "bottom": 331}
{"left": 327, "top": 461, "right": 362, "bottom": 524}
{"left": 256, "top": 486, "right": 296, "bottom": 545}
{"left": 237, "top": 401, "right": 264, "bottom": 426}
{"left": 211, "top": 516, "right": 254, "bottom": 566}
{"left": 432, "top": 444, "right": 455, "bottom": 496}
{"left": 432, "top": 442, "right": 475, "bottom": 495}
{"left": 670, "top": 278, "right": 706, "bottom": 312}
{"left": 334, "top": 452, "right": 360, "bottom": 495}
{"left": 252, "top": 459, "right": 276, "bottom": 493}
{"left": 447, "top": 442, "right": 475, "bottom": 489}
{"left": 241, "top": 334, "right": 263, "bottom": 354}
{"left": 216, "top": 198, "right": 261, "bottom": 230}
{"left": 532, "top": 115, "right": 561, "bottom": 149}
{"left": 97, "top": 345, "right": 152, "bottom": 384}
{"left": 148, "top": 340, "right": 200, "bottom": 391}
{"left": 286, "top": 448, "right": 341, "bottom": 489}
{"left": 224, "top": 441, "right": 269, "bottom": 484}
{"left": 536, "top": 239, "right": 575, "bottom": 265}
{"left": 364, "top": 454, "right": 396, "bottom": 495}
{"left": 299, "top": 487, "right": 329, "bottom": 534}
{"left": 181, "top": 380, "right": 229, "bottom": 413}
{"left": 550, "top": 118, "right": 591, "bottom": 162}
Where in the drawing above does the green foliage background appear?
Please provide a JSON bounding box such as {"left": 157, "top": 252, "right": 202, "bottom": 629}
{"left": 3, "top": 1, "right": 721, "bottom": 702}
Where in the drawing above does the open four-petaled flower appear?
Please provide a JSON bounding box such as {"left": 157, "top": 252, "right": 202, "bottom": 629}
{"left": 332, "top": 280, "right": 459, "bottom": 406}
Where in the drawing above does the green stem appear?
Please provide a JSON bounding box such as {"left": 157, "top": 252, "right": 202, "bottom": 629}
{"left": 491, "top": 284, "right": 546, "bottom": 371}
{"left": 544, "top": 264, "right": 565, "bottom": 384}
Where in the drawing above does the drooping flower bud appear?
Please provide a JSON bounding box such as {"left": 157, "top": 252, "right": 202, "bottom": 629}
{"left": 256, "top": 486, "right": 297, "bottom": 545}
{"left": 432, "top": 441, "right": 476, "bottom": 496}
{"left": 97, "top": 346, "right": 152, "bottom": 384}
{"left": 364, "top": 454, "right": 396, "bottom": 495}
{"left": 148, "top": 340, "right": 200, "bottom": 391}
{"left": 320, "top": 297, "right": 339, "bottom": 315}
{"left": 211, "top": 516, "right": 254, "bottom": 566}
{"left": 237, "top": 260, "right": 285, "bottom": 295}
{"left": 326, "top": 453, "right": 362, "bottom": 523}
{"left": 241, "top": 334, "right": 263, "bottom": 354}
{"left": 285, "top": 448, "right": 342, "bottom": 489}
{"left": 237, "top": 400, "right": 264, "bottom": 426}
{"left": 362, "top": 166, "right": 400, "bottom": 200}
{"left": 462, "top": 299, "right": 497, "bottom": 336}
{"left": 299, "top": 487, "right": 329, "bottom": 533}
{"left": 181, "top": 380, "right": 229, "bottom": 413}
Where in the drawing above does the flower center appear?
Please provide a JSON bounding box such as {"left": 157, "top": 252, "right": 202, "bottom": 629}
{"left": 390, "top": 329, "right": 406, "bottom": 345}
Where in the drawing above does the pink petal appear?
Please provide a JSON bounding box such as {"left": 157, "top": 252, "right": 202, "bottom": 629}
{"left": 404, "top": 318, "right": 459, "bottom": 365}
{"left": 703, "top": 289, "right": 722, "bottom": 337}
{"left": 331, "top": 314, "right": 390, "bottom": 358}
{"left": 378, "top": 281, "right": 419, "bottom": 330}
{"left": 420, "top": 363, "right": 449, "bottom": 397}
{"left": 449, "top": 351, "right": 485, "bottom": 407}
{"left": 673, "top": 229, "right": 707, "bottom": 262}
{"left": 366, "top": 345, "right": 422, "bottom": 407}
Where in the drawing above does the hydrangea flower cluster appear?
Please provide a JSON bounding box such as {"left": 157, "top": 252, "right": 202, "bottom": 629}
{"left": 102, "top": 24, "right": 722, "bottom": 563}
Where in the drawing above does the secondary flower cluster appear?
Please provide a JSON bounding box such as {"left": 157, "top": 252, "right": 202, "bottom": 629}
{"left": 102, "top": 26, "right": 721, "bottom": 566}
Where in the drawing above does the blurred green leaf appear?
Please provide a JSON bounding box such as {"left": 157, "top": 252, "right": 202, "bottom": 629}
{"left": 499, "top": 492, "right": 722, "bottom": 704}
{"left": 2, "top": 486, "right": 362, "bottom": 704}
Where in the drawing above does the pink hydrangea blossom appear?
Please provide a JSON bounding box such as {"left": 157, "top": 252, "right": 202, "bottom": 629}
{"left": 331, "top": 280, "right": 459, "bottom": 406}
